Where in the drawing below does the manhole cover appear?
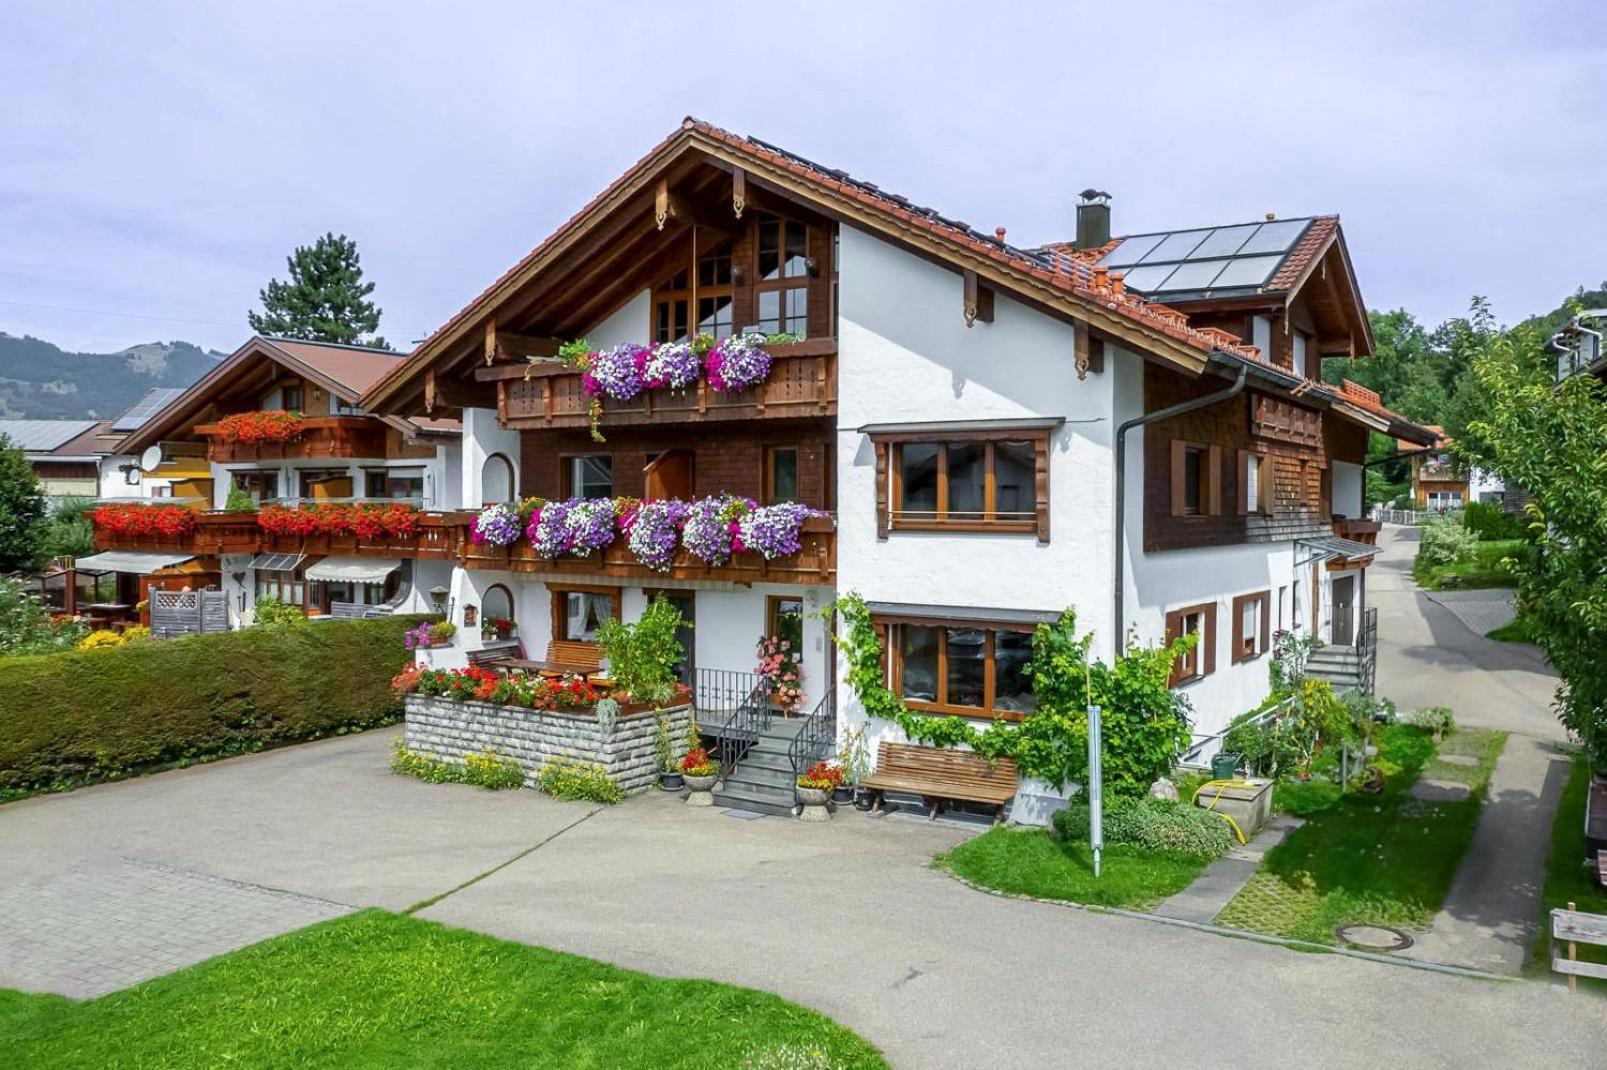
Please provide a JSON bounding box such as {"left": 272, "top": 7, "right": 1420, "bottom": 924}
{"left": 1334, "top": 924, "right": 1414, "bottom": 951}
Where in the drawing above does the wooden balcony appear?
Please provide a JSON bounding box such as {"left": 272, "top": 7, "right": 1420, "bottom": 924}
{"left": 94, "top": 509, "right": 467, "bottom": 561}
{"left": 482, "top": 339, "right": 837, "bottom": 430}
{"left": 193, "top": 415, "right": 390, "bottom": 463}
{"left": 1332, "top": 517, "right": 1381, "bottom": 545}
{"left": 463, "top": 515, "right": 836, "bottom": 586}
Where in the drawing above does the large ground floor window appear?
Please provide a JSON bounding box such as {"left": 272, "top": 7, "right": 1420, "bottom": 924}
{"left": 551, "top": 586, "right": 620, "bottom": 643}
{"left": 876, "top": 616, "right": 1035, "bottom": 720}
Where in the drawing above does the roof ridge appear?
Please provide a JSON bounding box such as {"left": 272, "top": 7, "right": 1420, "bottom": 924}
{"left": 259, "top": 335, "right": 408, "bottom": 357}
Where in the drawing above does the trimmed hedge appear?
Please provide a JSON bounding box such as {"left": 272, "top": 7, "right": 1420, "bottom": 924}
{"left": 1053, "top": 795, "right": 1235, "bottom": 857}
{"left": 0, "top": 616, "right": 420, "bottom": 799}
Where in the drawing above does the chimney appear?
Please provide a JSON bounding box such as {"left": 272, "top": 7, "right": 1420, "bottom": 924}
{"left": 1075, "top": 189, "right": 1111, "bottom": 250}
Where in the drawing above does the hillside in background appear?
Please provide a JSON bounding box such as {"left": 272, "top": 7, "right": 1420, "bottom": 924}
{"left": 0, "top": 333, "right": 223, "bottom": 419}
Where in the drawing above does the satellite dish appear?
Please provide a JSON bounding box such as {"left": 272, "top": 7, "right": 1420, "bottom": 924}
{"left": 139, "top": 445, "right": 164, "bottom": 472}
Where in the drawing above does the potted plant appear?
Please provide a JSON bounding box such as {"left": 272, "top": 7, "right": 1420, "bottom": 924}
{"left": 403, "top": 620, "right": 456, "bottom": 651}
{"left": 653, "top": 711, "right": 682, "bottom": 791}
{"left": 755, "top": 634, "right": 804, "bottom": 714}
{"left": 838, "top": 724, "right": 873, "bottom": 809}
{"left": 679, "top": 747, "right": 719, "bottom": 806}
{"left": 796, "top": 761, "right": 842, "bottom": 822}
{"left": 481, "top": 616, "right": 516, "bottom": 641}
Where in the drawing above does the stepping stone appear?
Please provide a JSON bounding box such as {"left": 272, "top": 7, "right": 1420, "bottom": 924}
{"left": 1410, "top": 779, "right": 1471, "bottom": 802}
{"left": 1438, "top": 754, "right": 1479, "bottom": 767}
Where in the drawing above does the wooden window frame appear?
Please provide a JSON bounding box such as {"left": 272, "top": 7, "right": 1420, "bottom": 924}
{"left": 280, "top": 383, "right": 304, "bottom": 413}
{"left": 766, "top": 594, "right": 804, "bottom": 642}
{"left": 550, "top": 584, "right": 621, "bottom": 644}
{"left": 875, "top": 614, "right": 1037, "bottom": 722}
{"left": 1164, "top": 601, "right": 1217, "bottom": 686}
{"left": 1237, "top": 448, "right": 1272, "bottom": 516}
{"left": 873, "top": 428, "right": 1050, "bottom": 541}
{"left": 652, "top": 239, "right": 735, "bottom": 343}
{"left": 763, "top": 445, "right": 800, "bottom": 504}
{"left": 1230, "top": 590, "right": 1271, "bottom": 664}
{"left": 1170, "top": 440, "right": 1222, "bottom": 518}
{"left": 560, "top": 453, "right": 614, "bottom": 500}
{"left": 482, "top": 582, "right": 516, "bottom": 625}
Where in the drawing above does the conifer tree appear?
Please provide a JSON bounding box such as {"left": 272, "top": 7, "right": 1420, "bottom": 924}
{"left": 248, "top": 232, "right": 390, "bottom": 349}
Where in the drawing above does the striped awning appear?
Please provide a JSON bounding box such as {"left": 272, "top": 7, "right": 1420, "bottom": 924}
{"left": 249, "top": 553, "right": 305, "bottom": 573}
{"left": 74, "top": 550, "right": 195, "bottom": 575}
{"left": 304, "top": 556, "right": 401, "bottom": 583}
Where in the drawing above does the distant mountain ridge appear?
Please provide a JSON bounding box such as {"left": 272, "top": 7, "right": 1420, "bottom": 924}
{"left": 0, "top": 333, "right": 224, "bottom": 420}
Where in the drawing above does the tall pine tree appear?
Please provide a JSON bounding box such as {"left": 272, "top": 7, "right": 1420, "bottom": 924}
{"left": 248, "top": 233, "right": 390, "bottom": 349}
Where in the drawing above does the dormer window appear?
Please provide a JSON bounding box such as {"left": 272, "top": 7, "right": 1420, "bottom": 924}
{"left": 755, "top": 214, "right": 812, "bottom": 338}
{"left": 281, "top": 384, "right": 303, "bottom": 412}
{"left": 654, "top": 242, "right": 735, "bottom": 343}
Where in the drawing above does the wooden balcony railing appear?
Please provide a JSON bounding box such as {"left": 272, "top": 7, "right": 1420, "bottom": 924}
{"left": 482, "top": 338, "right": 837, "bottom": 430}
{"left": 1332, "top": 517, "right": 1382, "bottom": 546}
{"left": 92, "top": 508, "right": 835, "bottom": 586}
{"left": 461, "top": 514, "right": 836, "bottom": 585}
{"left": 193, "top": 415, "right": 390, "bottom": 462}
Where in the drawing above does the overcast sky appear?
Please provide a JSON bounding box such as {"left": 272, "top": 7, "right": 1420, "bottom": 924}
{"left": 3, "top": 1, "right": 1603, "bottom": 355}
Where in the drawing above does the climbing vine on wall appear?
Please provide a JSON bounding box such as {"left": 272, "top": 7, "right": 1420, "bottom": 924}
{"left": 830, "top": 591, "right": 1197, "bottom": 794}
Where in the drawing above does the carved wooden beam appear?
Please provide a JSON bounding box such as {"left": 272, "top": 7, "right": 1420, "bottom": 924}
{"left": 484, "top": 327, "right": 562, "bottom": 364}
{"left": 1073, "top": 323, "right": 1105, "bottom": 380}
{"left": 962, "top": 269, "right": 994, "bottom": 327}
{"left": 732, "top": 167, "right": 747, "bottom": 219}
{"left": 654, "top": 178, "right": 682, "bottom": 231}
{"left": 424, "top": 368, "right": 436, "bottom": 414}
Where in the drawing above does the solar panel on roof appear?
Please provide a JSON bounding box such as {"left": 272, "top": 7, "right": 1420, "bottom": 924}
{"left": 1185, "top": 224, "right": 1259, "bottom": 259}
{"left": 1238, "top": 219, "right": 1309, "bottom": 255}
{"left": 1140, "top": 230, "right": 1210, "bottom": 263}
{"left": 1154, "top": 259, "right": 1230, "bottom": 292}
{"left": 111, "top": 387, "right": 185, "bottom": 432}
{"left": 1209, "top": 254, "right": 1285, "bottom": 288}
{"left": 1119, "top": 264, "right": 1181, "bottom": 292}
{"left": 1101, "top": 233, "right": 1164, "bottom": 267}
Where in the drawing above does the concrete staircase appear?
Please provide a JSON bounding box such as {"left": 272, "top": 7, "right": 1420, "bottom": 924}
{"left": 1305, "top": 644, "right": 1365, "bottom": 693}
{"left": 712, "top": 717, "right": 804, "bottom": 817}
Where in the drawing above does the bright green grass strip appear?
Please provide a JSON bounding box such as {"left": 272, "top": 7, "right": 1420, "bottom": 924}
{"left": 1527, "top": 759, "right": 1607, "bottom": 988}
{"left": 1215, "top": 728, "right": 1505, "bottom": 944}
{"left": 1486, "top": 616, "right": 1540, "bottom": 645}
{"left": 936, "top": 827, "right": 1211, "bottom": 911}
{"left": 1414, "top": 538, "right": 1525, "bottom": 591}
{"left": 3, "top": 911, "right": 885, "bottom": 1070}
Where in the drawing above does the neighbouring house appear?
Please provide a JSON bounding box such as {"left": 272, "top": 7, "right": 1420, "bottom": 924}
{"left": 88, "top": 336, "right": 462, "bottom": 627}
{"left": 85, "top": 120, "right": 1438, "bottom": 816}
{"left": 1393, "top": 425, "right": 1505, "bottom": 510}
{"left": 1550, "top": 308, "right": 1607, "bottom": 384}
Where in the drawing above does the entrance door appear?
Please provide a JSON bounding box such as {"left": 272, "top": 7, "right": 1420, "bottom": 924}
{"left": 1331, "top": 574, "right": 1355, "bottom": 646}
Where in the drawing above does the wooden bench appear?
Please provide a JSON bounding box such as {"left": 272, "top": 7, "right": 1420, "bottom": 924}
{"left": 519, "top": 640, "right": 605, "bottom": 679}
{"left": 859, "top": 741, "right": 1019, "bottom": 823}
{"left": 1551, "top": 905, "right": 1607, "bottom": 992}
{"left": 468, "top": 646, "right": 522, "bottom": 671}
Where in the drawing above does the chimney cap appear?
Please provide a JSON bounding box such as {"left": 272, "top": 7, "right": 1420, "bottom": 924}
{"left": 1079, "top": 189, "right": 1112, "bottom": 204}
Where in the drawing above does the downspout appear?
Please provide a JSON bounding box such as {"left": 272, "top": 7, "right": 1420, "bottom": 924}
{"left": 1113, "top": 363, "right": 1248, "bottom": 653}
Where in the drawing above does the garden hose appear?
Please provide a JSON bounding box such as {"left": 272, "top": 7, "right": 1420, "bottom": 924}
{"left": 1192, "top": 779, "right": 1253, "bottom": 845}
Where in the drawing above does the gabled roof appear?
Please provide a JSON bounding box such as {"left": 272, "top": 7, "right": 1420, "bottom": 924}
{"left": 117, "top": 336, "right": 454, "bottom": 454}
{"left": 364, "top": 118, "right": 1265, "bottom": 413}
{"left": 111, "top": 387, "right": 186, "bottom": 433}
{"left": 0, "top": 419, "right": 100, "bottom": 453}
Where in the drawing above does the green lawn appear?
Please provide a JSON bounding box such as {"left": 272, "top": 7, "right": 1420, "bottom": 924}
{"left": 2, "top": 911, "right": 885, "bottom": 1069}
{"left": 1215, "top": 726, "right": 1505, "bottom": 944}
{"left": 1414, "top": 538, "right": 1524, "bottom": 591}
{"left": 1529, "top": 759, "right": 1607, "bottom": 988}
{"left": 1486, "top": 615, "right": 1541, "bottom": 645}
{"left": 936, "top": 827, "right": 1212, "bottom": 911}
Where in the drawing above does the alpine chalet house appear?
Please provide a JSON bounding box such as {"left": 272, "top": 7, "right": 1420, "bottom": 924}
{"left": 361, "top": 119, "right": 1437, "bottom": 813}
{"left": 96, "top": 336, "right": 461, "bottom": 627}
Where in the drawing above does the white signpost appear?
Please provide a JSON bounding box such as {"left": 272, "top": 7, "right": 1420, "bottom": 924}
{"left": 1087, "top": 703, "right": 1103, "bottom": 878}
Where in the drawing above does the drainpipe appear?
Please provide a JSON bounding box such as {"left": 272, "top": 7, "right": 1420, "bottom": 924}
{"left": 1113, "top": 364, "right": 1248, "bottom": 654}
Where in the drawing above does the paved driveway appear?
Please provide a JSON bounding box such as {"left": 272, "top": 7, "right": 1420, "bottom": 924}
{"left": 2, "top": 728, "right": 1603, "bottom": 1067}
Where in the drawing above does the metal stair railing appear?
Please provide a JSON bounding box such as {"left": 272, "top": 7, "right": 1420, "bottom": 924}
{"left": 1357, "top": 606, "right": 1379, "bottom": 696}
{"left": 692, "top": 668, "right": 771, "bottom": 776}
{"left": 787, "top": 685, "right": 837, "bottom": 787}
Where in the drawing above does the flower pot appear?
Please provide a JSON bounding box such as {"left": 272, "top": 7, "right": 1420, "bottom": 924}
{"left": 796, "top": 785, "right": 831, "bottom": 822}
{"left": 683, "top": 772, "right": 718, "bottom": 806}
{"left": 832, "top": 784, "right": 853, "bottom": 804}
{"left": 660, "top": 772, "right": 684, "bottom": 792}
{"left": 853, "top": 786, "right": 875, "bottom": 812}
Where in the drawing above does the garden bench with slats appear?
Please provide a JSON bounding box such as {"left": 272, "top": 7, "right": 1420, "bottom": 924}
{"left": 859, "top": 741, "right": 1019, "bottom": 823}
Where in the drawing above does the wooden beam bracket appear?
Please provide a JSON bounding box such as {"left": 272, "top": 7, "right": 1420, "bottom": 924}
{"left": 732, "top": 168, "right": 747, "bottom": 219}
{"left": 962, "top": 269, "right": 995, "bottom": 328}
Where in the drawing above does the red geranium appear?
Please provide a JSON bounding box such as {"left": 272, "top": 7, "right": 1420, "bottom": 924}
{"left": 679, "top": 748, "right": 719, "bottom": 776}
{"left": 257, "top": 502, "right": 419, "bottom": 539}
{"left": 797, "top": 761, "right": 843, "bottom": 789}
{"left": 93, "top": 503, "right": 197, "bottom": 537}
{"left": 215, "top": 410, "right": 304, "bottom": 443}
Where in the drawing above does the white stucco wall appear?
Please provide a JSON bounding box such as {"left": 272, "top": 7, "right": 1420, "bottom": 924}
{"left": 460, "top": 407, "right": 521, "bottom": 507}
{"left": 586, "top": 289, "right": 651, "bottom": 348}
{"left": 1332, "top": 460, "right": 1364, "bottom": 519}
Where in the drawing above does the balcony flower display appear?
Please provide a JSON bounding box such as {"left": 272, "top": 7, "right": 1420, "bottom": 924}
{"left": 582, "top": 342, "right": 649, "bottom": 401}
{"left": 527, "top": 498, "right": 573, "bottom": 558}
{"left": 622, "top": 498, "right": 690, "bottom": 571}
{"left": 470, "top": 502, "right": 522, "bottom": 547}
{"left": 641, "top": 340, "right": 699, "bottom": 391}
{"left": 704, "top": 333, "right": 772, "bottom": 393}
{"left": 404, "top": 620, "right": 456, "bottom": 650}
{"left": 257, "top": 502, "right": 419, "bottom": 539}
{"left": 215, "top": 409, "right": 304, "bottom": 443}
{"left": 92, "top": 503, "right": 197, "bottom": 538}
{"left": 565, "top": 497, "right": 620, "bottom": 557}
{"left": 681, "top": 493, "right": 755, "bottom": 566}
{"left": 737, "top": 502, "right": 827, "bottom": 560}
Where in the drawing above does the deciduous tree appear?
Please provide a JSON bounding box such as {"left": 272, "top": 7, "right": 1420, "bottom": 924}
{"left": 0, "top": 435, "right": 46, "bottom": 572}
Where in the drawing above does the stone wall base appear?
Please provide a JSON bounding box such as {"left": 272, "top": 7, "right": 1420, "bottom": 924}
{"left": 404, "top": 696, "right": 691, "bottom": 795}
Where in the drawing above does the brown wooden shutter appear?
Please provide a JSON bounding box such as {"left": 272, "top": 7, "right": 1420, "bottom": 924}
{"left": 1230, "top": 594, "right": 1247, "bottom": 664}
{"left": 1164, "top": 609, "right": 1184, "bottom": 686}
{"left": 873, "top": 439, "right": 889, "bottom": 540}
{"left": 643, "top": 449, "right": 693, "bottom": 500}
{"left": 1169, "top": 440, "right": 1187, "bottom": 517}
{"left": 1034, "top": 432, "right": 1051, "bottom": 543}
{"left": 1202, "top": 602, "right": 1217, "bottom": 675}
{"left": 1258, "top": 452, "right": 1273, "bottom": 514}
{"left": 1259, "top": 592, "right": 1271, "bottom": 653}
{"left": 1206, "top": 445, "right": 1223, "bottom": 516}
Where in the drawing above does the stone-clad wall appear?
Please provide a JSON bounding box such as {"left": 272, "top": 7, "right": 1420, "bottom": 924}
{"left": 404, "top": 697, "right": 692, "bottom": 794}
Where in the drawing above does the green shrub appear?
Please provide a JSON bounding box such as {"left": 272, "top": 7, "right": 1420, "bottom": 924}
{"left": 253, "top": 596, "right": 306, "bottom": 628}
{"left": 1417, "top": 518, "right": 1479, "bottom": 567}
{"left": 1463, "top": 500, "right": 1527, "bottom": 541}
{"left": 1052, "top": 795, "right": 1234, "bottom": 858}
{"left": 0, "top": 615, "right": 418, "bottom": 799}
{"left": 596, "top": 596, "right": 686, "bottom": 707}
{"left": 1404, "top": 706, "right": 1455, "bottom": 737}
{"left": 1274, "top": 777, "right": 1342, "bottom": 816}
{"left": 537, "top": 756, "right": 625, "bottom": 804}
{"left": 0, "top": 576, "right": 87, "bottom": 657}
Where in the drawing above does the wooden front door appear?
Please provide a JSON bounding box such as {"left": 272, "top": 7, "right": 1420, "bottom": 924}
{"left": 1331, "top": 575, "right": 1355, "bottom": 646}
